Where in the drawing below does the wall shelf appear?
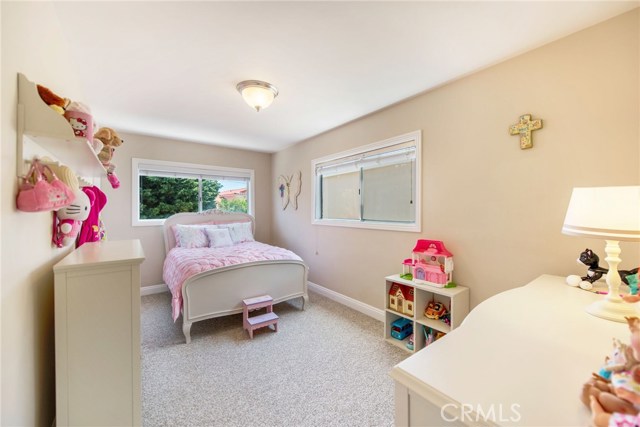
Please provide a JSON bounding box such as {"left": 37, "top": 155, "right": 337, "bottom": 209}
{"left": 17, "top": 73, "right": 104, "bottom": 180}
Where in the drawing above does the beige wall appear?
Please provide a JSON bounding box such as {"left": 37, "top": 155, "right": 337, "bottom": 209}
{"left": 1, "top": 2, "right": 86, "bottom": 425}
{"left": 100, "top": 133, "right": 272, "bottom": 287}
{"left": 272, "top": 9, "right": 640, "bottom": 310}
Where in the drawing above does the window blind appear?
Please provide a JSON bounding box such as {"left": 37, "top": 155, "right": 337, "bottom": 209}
{"left": 315, "top": 144, "right": 416, "bottom": 177}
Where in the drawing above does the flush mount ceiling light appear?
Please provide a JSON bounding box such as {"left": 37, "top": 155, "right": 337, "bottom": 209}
{"left": 236, "top": 80, "right": 279, "bottom": 112}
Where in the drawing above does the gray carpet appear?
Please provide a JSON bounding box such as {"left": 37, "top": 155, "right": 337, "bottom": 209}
{"left": 141, "top": 290, "right": 408, "bottom": 426}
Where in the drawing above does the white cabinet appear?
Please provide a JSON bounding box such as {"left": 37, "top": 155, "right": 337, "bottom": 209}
{"left": 384, "top": 274, "right": 469, "bottom": 353}
{"left": 54, "top": 240, "right": 145, "bottom": 426}
{"left": 17, "top": 73, "right": 104, "bottom": 180}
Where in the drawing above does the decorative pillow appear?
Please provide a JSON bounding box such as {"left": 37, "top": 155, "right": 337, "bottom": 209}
{"left": 205, "top": 227, "right": 234, "bottom": 248}
{"left": 219, "top": 222, "right": 254, "bottom": 244}
{"left": 173, "top": 224, "right": 208, "bottom": 248}
{"left": 238, "top": 222, "right": 255, "bottom": 242}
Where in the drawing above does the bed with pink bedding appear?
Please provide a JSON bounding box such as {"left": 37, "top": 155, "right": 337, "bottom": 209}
{"left": 163, "top": 210, "right": 308, "bottom": 343}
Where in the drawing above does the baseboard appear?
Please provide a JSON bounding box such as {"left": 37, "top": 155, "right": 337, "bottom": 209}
{"left": 141, "top": 283, "right": 169, "bottom": 296}
{"left": 307, "top": 281, "right": 384, "bottom": 322}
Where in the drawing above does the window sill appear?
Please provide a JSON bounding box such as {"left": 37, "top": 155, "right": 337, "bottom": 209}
{"left": 312, "top": 219, "right": 420, "bottom": 233}
{"left": 133, "top": 219, "right": 165, "bottom": 227}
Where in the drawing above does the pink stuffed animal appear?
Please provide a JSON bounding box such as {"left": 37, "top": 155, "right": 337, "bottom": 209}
{"left": 77, "top": 186, "right": 107, "bottom": 248}
{"left": 52, "top": 188, "right": 94, "bottom": 248}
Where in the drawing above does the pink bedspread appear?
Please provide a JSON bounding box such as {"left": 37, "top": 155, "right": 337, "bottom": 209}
{"left": 163, "top": 241, "right": 303, "bottom": 321}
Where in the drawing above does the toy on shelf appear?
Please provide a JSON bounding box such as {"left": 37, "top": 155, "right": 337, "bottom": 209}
{"left": 94, "top": 127, "right": 124, "bottom": 189}
{"left": 388, "top": 283, "right": 414, "bottom": 316}
{"left": 424, "top": 326, "right": 446, "bottom": 348}
{"left": 425, "top": 300, "right": 448, "bottom": 320}
{"left": 403, "top": 240, "right": 454, "bottom": 288}
{"left": 390, "top": 317, "right": 413, "bottom": 340}
{"left": 406, "top": 334, "right": 414, "bottom": 351}
{"left": 37, "top": 83, "right": 70, "bottom": 115}
{"left": 64, "top": 101, "right": 93, "bottom": 139}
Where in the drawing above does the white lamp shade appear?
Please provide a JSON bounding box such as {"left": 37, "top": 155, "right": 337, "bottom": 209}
{"left": 236, "top": 80, "right": 278, "bottom": 112}
{"left": 562, "top": 186, "right": 640, "bottom": 241}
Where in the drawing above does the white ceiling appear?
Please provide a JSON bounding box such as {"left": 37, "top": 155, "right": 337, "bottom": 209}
{"left": 52, "top": 1, "right": 638, "bottom": 153}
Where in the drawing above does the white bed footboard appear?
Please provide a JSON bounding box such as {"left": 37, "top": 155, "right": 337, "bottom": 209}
{"left": 181, "top": 260, "right": 308, "bottom": 343}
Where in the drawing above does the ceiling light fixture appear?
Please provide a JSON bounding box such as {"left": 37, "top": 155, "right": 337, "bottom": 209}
{"left": 236, "top": 80, "right": 279, "bottom": 112}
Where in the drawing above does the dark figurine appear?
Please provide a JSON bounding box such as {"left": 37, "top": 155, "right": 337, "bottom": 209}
{"left": 578, "top": 248, "right": 639, "bottom": 284}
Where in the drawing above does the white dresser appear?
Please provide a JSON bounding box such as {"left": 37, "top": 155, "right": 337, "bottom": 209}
{"left": 390, "top": 274, "right": 630, "bottom": 427}
{"left": 54, "top": 240, "right": 145, "bottom": 426}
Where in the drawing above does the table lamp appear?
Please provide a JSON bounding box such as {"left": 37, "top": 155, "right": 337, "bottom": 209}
{"left": 562, "top": 186, "right": 640, "bottom": 322}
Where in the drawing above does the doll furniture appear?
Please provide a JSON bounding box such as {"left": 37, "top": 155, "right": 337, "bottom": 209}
{"left": 390, "top": 275, "right": 629, "bottom": 426}
{"left": 243, "top": 295, "right": 279, "bottom": 339}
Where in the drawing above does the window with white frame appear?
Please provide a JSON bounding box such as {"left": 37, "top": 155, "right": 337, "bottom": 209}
{"left": 132, "top": 158, "right": 254, "bottom": 226}
{"left": 312, "top": 131, "right": 421, "bottom": 232}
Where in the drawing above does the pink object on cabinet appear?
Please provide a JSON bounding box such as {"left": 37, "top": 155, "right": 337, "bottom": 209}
{"left": 409, "top": 240, "right": 454, "bottom": 288}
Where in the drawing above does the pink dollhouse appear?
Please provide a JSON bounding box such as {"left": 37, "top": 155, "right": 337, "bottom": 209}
{"left": 403, "top": 240, "right": 454, "bottom": 288}
{"left": 388, "top": 283, "right": 414, "bottom": 316}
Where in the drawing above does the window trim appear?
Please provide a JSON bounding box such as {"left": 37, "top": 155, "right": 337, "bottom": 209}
{"left": 311, "top": 130, "right": 421, "bottom": 232}
{"left": 132, "top": 158, "right": 255, "bottom": 227}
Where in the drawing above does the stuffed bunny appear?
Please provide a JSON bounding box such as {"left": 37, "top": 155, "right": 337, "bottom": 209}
{"left": 52, "top": 188, "right": 95, "bottom": 248}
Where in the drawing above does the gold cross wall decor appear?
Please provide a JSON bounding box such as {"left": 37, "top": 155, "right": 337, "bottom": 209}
{"left": 509, "top": 114, "right": 543, "bottom": 149}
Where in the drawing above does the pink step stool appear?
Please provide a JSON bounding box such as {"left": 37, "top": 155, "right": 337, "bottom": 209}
{"left": 242, "top": 295, "right": 279, "bottom": 339}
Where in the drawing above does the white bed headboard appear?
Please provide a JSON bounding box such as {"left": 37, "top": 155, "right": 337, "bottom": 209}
{"left": 163, "top": 209, "right": 255, "bottom": 253}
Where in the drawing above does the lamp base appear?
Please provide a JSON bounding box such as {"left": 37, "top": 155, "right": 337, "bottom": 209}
{"left": 585, "top": 298, "right": 639, "bottom": 322}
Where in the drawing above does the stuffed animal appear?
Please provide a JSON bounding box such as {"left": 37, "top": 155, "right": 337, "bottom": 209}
{"left": 46, "top": 163, "right": 79, "bottom": 191}
{"left": 77, "top": 186, "right": 107, "bottom": 248}
{"left": 90, "top": 138, "right": 104, "bottom": 155}
{"left": 567, "top": 249, "right": 639, "bottom": 290}
{"left": 94, "top": 127, "right": 123, "bottom": 189}
{"left": 37, "top": 84, "right": 70, "bottom": 114}
{"left": 52, "top": 188, "right": 94, "bottom": 248}
{"left": 94, "top": 127, "right": 123, "bottom": 165}
{"left": 64, "top": 101, "right": 93, "bottom": 139}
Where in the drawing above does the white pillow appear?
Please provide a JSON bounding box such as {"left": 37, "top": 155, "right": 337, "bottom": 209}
{"left": 173, "top": 224, "right": 208, "bottom": 248}
{"left": 220, "top": 222, "right": 254, "bottom": 244}
{"left": 205, "top": 227, "right": 234, "bottom": 248}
